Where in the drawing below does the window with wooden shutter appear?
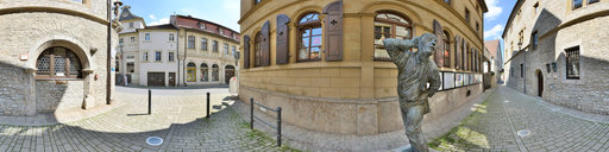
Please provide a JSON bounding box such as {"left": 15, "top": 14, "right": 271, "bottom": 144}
{"left": 276, "top": 14, "right": 290, "bottom": 64}
{"left": 323, "top": 0, "right": 343, "bottom": 61}
{"left": 297, "top": 12, "right": 322, "bottom": 62}
{"left": 443, "top": 31, "right": 451, "bottom": 68}
{"left": 243, "top": 35, "right": 251, "bottom": 69}
{"left": 255, "top": 32, "right": 263, "bottom": 67}
{"left": 433, "top": 20, "right": 445, "bottom": 68}
{"left": 261, "top": 21, "right": 271, "bottom": 66}
{"left": 463, "top": 41, "right": 467, "bottom": 70}
{"left": 374, "top": 12, "right": 412, "bottom": 60}
{"left": 455, "top": 36, "right": 461, "bottom": 70}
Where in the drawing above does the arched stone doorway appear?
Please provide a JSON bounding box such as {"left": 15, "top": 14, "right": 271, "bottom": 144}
{"left": 225, "top": 65, "right": 235, "bottom": 84}
{"left": 32, "top": 41, "right": 92, "bottom": 114}
{"left": 536, "top": 70, "right": 543, "bottom": 97}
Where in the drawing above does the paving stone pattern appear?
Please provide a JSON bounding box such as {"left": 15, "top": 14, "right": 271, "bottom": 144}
{"left": 434, "top": 86, "right": 609, "bottom": 152}
{"left": 0, "top": 87, "right": 283, "bottom": 152}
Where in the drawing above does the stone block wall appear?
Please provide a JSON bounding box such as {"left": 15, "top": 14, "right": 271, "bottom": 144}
{"left": 0, "top": 0, "right": 116, "bottom": 116}
{"left": 35, "top": 81, "right": 84, "bottom": 113}
{"left": 505, "top": 13, "right": 609, "bottom": 114}
{"left": 0, "top": 63, "right": 28, "bottom": 115}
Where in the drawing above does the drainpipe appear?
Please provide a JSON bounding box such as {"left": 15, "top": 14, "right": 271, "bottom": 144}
{"left": 176, "top": 28, "right": 179, "bottom": 87}
{"left": 106, "top": 0, "right": 112, "bottom": 105}
{"left": 524, "top": 49, "right": 527, "bottom": 94}
{"left": 518, "top": 42, "right": 526, "bottom": 94}
{"left": 183, "top": 30, "right": 188, "bottom": 86}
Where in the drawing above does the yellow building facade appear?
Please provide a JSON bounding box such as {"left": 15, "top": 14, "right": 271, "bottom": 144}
{"left": 239, "top": 0, "right": 488, "bottom": 136}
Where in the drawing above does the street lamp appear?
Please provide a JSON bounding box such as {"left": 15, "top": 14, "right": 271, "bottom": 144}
{"left": 107, "top": 0, "right": 123, "bottom": 105}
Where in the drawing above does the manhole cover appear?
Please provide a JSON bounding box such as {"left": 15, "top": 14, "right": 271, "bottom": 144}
{"left": 146, "top": 136, "right": 163, "bottom": 146}
{"left": 517, "top": 129, "right": 531, "bottom": 137}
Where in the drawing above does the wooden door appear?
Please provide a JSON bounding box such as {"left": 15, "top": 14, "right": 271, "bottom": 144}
{"left": 168, "top": 72, "right": 176, "bottom": 87}
{"left": 147, "top": 72, "right": 165, "bottom": 87}
{"left": 537, "top": 71, "right": 543, "bottom": 97}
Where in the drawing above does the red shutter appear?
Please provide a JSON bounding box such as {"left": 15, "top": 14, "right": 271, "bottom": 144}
{"left": 276, "top": 14, "right": 290, "bottom": 65}
{"left": 243, "top": 35, "right": 251, "bottom": 69}
{"left": 433, "top": 20, "right": 444, "bottom": 68}
{"left": 261, "top": 21, "right": 271, "bottom": 66}
{"left": 323, "top": 0, "right": 343, "bottom": 61}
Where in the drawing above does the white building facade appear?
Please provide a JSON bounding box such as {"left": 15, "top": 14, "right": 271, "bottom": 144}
{"left": 118, "top": 6, "right": 239, "bottom": 87}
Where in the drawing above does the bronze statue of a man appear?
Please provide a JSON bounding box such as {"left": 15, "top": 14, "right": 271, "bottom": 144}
{"left": 383, "top": 33, "right": 441, "bottom": 152}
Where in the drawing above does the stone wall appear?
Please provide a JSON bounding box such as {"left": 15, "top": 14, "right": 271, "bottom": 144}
{"left": 0, "top": 63, "right": 28, "bottom": 115}
{"left": 0, "top": 0, "right": 116, "bottom": 116}
{"left": 505, "top": 13, "right": 609, "bottom": 114}
{"left": 36, "top": 81, "right": 84, "bottom": 113}
{"left": 240, "top": 83, "right": 483, "bottom": 135}
{"left": 504, "top": 1, "right": 609, "bottom": 115}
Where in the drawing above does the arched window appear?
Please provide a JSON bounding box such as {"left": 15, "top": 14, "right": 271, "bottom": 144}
{"left": 186, "top": 63, "right": 196, "bottom": 82}
{"left": 374, "top": 12, "right": 412, "bottom": 60}
{"left": 443, "top": 30, "right": 451, "bottom": 68}
{"left": 36, "top": 47, "right": 83, "bottom": 79}
{"left": 297, "top": 12, "right": 322, "bottom": 61}
{"left": 200, "top": 63, "right": 208, "bottom": 82}
{"left": 254, "top": 32, "right": 263, "bottom": 66}
{"left": 212, "top": 64, "right": 219, "bottom": 82}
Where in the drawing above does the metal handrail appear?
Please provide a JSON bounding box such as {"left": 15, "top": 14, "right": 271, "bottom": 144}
{"left": 250, "top": 98, "right": 282, "bottom": 147}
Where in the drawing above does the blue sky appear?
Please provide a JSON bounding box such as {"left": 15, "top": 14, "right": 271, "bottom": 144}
{"left": 121, "top": 0, "right": 514, "bottom": 48}
{"left": 483, "top": 0, "right": 517, "bottom": 41}
{"left": 483, "top": 0, "right": 517, "bottom": 56}
{"left": 119, "top": 0, "right": 240, "bottom": 31}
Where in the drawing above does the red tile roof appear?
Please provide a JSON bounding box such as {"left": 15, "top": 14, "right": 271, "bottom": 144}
{"left": 485, "top": 40, "right": 500, "bottom": 58}
{"left": 172, "top": 15, "right": 240, "bottom": 42}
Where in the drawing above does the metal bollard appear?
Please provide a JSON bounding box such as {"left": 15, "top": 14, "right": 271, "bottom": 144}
{"left": 250, "top": 98, "right": 254, "bottom": 129}
{"left": 148, "top": 89, "right": 151, "bottom": 115}
{"left": 206, "top": 92, "right": 210, "bottom": 119}
{"left": 277, "top": 107, "right": 282, "bottom": 147}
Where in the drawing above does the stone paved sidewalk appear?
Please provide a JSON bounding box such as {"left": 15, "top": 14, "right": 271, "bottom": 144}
{"left": 231, "top": 88, "right": 497, "bottom": 152}
{"left": 0, "top": 87, "right": 286, "bottom": 152}
{"left": 431, "top": 86, "right": 609, "bottom": 152}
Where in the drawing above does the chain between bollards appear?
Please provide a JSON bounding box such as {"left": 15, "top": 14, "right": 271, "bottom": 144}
{"left": 148, "top": 89, "right": 151, "bottom": 115}
{"left": 206, "top": 92, "right": 210, "bottom": 119}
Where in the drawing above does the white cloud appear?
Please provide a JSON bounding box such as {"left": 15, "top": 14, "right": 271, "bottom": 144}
{"left": 149, "top": 14, "right": 156, "bottom": 20}
{"left": 149, "top": 17, "right": 169, "bottom": 26}
{"left": 484, "top": 0, "right": 503, "bottom": 21}
{"left": 484, "top": 24, "right": 503, "bottom": 40}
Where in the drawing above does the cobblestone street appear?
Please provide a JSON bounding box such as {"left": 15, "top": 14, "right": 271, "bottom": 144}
{"left": 0, "top": 87, "right": 284, "bottom": 152}
{"left": 432, "top": 86, "right": 609, "bottom": 152}
{"left": 2, "top": 86, "right": 609, "bottom": 152}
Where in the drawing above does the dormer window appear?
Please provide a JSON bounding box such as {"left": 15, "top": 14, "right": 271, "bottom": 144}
{"left": 199, "top": 23, "right": 206, "bottom": 30}
{"left": 219, "top": 29, "right": 224, "bottom": 35}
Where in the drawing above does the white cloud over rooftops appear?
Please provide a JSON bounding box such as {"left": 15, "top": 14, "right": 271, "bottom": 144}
{"left": 484, "top": 0, "right": 503, "bottom": 21}
{"left": 484, "top": 24, "right": 503, "bottom": 40}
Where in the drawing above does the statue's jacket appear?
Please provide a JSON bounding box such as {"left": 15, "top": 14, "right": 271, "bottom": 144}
{"left": 383, "top": 38, "right": 441, "bottom": 114}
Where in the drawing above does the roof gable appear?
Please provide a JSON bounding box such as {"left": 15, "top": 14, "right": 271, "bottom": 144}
{"left": 119, "top": 6, "right": 144, "bottom": 22}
